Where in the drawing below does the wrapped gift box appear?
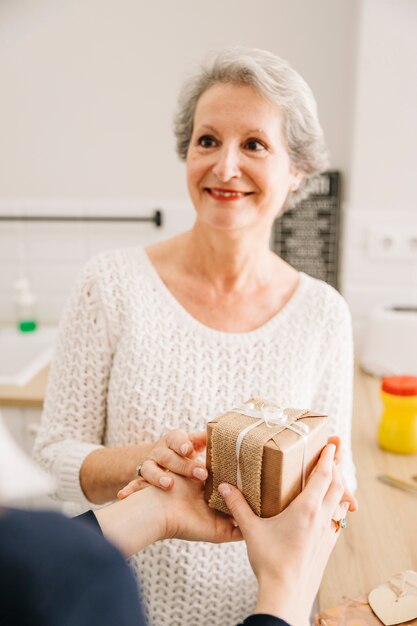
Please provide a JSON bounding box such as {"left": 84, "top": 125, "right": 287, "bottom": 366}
{"left": 205, "top": 397, "right": 328, "bottom": 518}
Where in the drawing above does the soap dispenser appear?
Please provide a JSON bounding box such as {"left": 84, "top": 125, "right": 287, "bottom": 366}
{"left": 13, "top": 278, "right": 38, "bottom": 332}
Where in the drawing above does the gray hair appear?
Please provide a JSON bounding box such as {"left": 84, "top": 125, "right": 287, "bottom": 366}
{"left": 174, "top": 47, "right": 329, "bottom": 210}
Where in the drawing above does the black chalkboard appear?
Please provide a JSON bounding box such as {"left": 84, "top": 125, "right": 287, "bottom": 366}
{"left": 273, "top": 171, "right": 341, "bottom": 289}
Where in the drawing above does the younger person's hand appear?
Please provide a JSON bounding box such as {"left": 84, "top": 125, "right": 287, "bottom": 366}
{"left": 96, "top": 469, "right": 241, "bottom": 557}
{"left": 327, "top": 435, "right": 358, "bottom": 512}
{"left": 157, "top": 472, "right": 242, "bottom": 544}
{"left": 218, "top": 443, "right": 351, "bottom": 626}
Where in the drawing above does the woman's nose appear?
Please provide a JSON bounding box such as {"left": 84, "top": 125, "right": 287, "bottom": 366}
{"left": 212, "top": 146, "right": 241, "bottom": 182}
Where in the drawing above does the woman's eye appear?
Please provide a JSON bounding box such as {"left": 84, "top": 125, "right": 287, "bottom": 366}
{"left": 198, "top": 135, "right": 217, "bottom": 148}
{"left": 244, "top": 139, "right": 266, "bottom": 152}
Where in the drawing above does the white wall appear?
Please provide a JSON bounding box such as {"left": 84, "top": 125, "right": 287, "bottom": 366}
{"left": 1, "top": 0, "right": 416, "bottom": 351}
{"left": 0, "top": 0, "right": 360, "bottom": 326}
{"left": 341, "top": 0, "right": 417, "bottom": 346}
{"left": 0, "top": 200, "right": 194, "bottom": 323}
{"left": 0, "top": 0, "right": 358, "bottom": 198}
{"left": 348, "top": 0, "right": 417, "bottom": 211}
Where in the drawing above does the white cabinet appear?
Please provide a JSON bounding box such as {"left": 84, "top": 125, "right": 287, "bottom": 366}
{"left": 1, "top": 407, "right": 41, "bottom": 456}
{"left": 1, "top": 406, "right": 62, "bottom": 511}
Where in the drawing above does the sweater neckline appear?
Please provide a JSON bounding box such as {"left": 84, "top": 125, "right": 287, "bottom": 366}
{"left": 138, "top": 247, "right": 309, "bottom": 342}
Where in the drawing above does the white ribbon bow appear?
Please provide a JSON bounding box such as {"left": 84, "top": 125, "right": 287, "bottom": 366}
{"left": 232, "top": 402, "right": 310, "bottom": 492}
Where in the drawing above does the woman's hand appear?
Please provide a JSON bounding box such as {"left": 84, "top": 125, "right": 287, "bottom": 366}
{"left": 96, "top": 470, "right": 242, "bottom": 557}
{"left": 327, "top": 435, "right": 358, "bottom": 512}
{"left": 117, "top": 430, "right": 208, "bottom": 499}
{"left": 218, "top": 443, "right": 352, "bottom": 626}
{"left": 157, "top": 472, "right": 242, "bottom": 544}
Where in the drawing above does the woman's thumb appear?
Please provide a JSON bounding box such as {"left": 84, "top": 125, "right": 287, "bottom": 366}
{"left": 218, "top": 483, "right": 254, "bottom": 534}
{"left": 190, "top": 431, "right": 207, "bottom": 451}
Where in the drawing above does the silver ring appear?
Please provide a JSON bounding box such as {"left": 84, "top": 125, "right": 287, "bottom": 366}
{"left": 135, "top": 463, "right": 143, "bottom": 478}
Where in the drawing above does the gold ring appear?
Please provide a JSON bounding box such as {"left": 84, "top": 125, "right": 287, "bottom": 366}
{"left": 332, "top": 517, "right": 347, "bottom": 532}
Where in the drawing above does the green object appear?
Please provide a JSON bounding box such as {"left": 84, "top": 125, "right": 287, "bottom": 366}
{"left": 18, "top": 320, "right": 38, "bottom": 333}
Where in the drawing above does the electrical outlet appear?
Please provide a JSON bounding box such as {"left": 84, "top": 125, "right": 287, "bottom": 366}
{"left": 367, "top": 228, "right": 401, "bottom": 260}
{"left": 367, "top": 227, "right": 417, "bottom": 261}
{"left": 402, "top": 234, "right": 417, "bottom": 259}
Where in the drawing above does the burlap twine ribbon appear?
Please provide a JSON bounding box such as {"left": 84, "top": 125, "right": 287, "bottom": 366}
{"left": 209, "top": 398, "right": 309, "bottom": 516}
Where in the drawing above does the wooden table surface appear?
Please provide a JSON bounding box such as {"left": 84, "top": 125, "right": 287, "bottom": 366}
{"left": 319, "top": 365, "right": 417, "bottom": 610}
{"left": 0, "top": 366, "right": 49, "bottom": 408}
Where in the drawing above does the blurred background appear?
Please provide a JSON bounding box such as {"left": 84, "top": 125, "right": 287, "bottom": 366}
{"left": 0, "top": 1, "right": 416, "bottom": 471}
{"left": 0, "top": 0, "right": 415, "bottom": 342}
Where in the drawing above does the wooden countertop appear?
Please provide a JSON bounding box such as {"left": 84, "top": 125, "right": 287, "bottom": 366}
{"left": 319, "top": 366, "right": 417, "bottom": 611}
{"left": 0, "top": 365, "right": 49, "bottom": 408}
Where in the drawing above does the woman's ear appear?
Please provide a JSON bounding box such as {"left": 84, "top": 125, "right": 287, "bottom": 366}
{"left": 290, "top": 172, "right": 303, "bottom": 192}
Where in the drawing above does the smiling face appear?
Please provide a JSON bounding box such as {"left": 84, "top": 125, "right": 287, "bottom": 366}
{"left": 186, "top": 82, "right": 302, "bottom": 234}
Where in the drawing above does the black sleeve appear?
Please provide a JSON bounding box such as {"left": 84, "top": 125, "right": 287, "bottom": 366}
{"left": 75, "top": 508, "right": 103, "bottom": 531}
{"left": 75, "top": 512, "right": 292, "bottom": 626}
{"left": 76, "top": 512, "right": 292, "bottom": 626}
{"left": 0, "top": 507, "right": 146, "bottom": 626}
{"left": 238, "top": 615, "right": 291, "bottom": 626}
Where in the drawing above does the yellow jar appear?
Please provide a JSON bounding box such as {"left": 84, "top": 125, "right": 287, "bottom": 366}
{"left": 378, "top": 376, "right": 417, "bottom": 454}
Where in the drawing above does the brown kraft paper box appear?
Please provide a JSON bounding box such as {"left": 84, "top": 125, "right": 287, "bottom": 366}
{"left": 205, "top": 398, "right": 328, "bottom": 518}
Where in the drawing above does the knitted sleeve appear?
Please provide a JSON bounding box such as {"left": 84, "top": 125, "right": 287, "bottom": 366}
{"left": 33, "top": 256, "right": 115, "bottom": 507}
{"left": 310, "top": 293, "right": 357, "bottom": 492}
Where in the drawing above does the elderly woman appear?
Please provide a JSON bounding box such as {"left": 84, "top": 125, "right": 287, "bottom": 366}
{"left": 34, "top": 47, "right": 356, "bottom": 626}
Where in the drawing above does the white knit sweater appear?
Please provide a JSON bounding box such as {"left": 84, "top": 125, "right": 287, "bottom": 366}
{"left": 34, "top": 246, "right": 356, "bottom": 626}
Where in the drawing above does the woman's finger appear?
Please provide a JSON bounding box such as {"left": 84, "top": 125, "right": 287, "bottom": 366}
{"left": 189, "top": 431, "right": 207, "bottom": 453}
{"left": 117, "top": 478, "right": 149, "bottom": 500}
{"left": 327, "top": 435, "right": 342, "bottom": 464}
{"left": 301, "top": 443, "right": 336, "bottom": 507}
{"left": 340, "top": 483, "right": 358, "bottom": 512}
{"left": 321, "top": 463, "right": 345, "bottom": 518}
{"left": 151, "top": 446, "right": 208, "bottom": 481}
{"left": 164, "top": 429, "right": 197, "bottom": 457}
{"left": 218, "top": 483, "right": 258, "bottom": 537}
{"left": 332, "top": 500, "right": 350, "bottom": 524}
{"left": 325, "top": 437, "right": 358, "bottom": 512}
{"left": 139, "top": 459, "right": 174, "bottom": 489}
